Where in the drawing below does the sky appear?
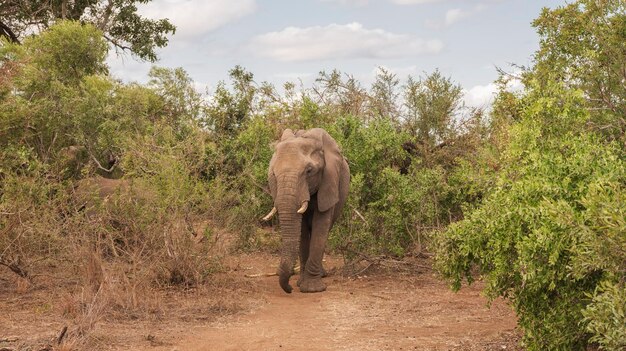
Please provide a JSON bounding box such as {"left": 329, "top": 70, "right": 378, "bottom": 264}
{"left": 106, "top": 0, "right": 567, "bottom": 109}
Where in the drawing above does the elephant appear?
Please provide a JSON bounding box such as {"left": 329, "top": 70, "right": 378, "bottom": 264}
{"left": 263, "top": 128, "right": 350, "bottom": 293}
{"left": 72, "top": 176, "right": 132, "bottom": 216}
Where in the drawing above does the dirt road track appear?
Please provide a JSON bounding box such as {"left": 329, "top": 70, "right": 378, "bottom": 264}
{"left": 170, "top": 255, "right": 519, "bottom": 351}
{"left": 0, "top": 253, "right": 519, "bottom": 351}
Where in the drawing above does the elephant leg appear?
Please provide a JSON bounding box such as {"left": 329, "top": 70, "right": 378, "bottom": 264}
{"left": 299, "top": 209, "right": 333, "bottom": 293}
{"left": 296, "top": 218, "right": 311, "bottom": 287}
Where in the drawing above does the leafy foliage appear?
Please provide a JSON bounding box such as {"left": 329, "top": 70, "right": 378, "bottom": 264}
{"left": 404, "top": 69, "right": 464, "bottom": 145}
{"left": 435, "top": 1, "right": 626, "bottom": 350}
{"left": 0, "top": 21, "right": 215, "bottom": 293}
{"left": 0, "top": 0, "right": 175, "bottom": 61}
{"left": 582, "top": 281, "right": 626, "bottom": 350}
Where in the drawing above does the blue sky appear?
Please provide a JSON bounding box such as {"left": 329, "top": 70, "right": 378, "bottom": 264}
{"left": 107, "top": 0, "right": 566, "bottom": 108}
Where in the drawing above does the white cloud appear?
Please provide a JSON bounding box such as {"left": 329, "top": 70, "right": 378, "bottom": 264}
{"left": 390, "top": 0, "right": 446, "bottom": 5}
{"left": 106, "top": 52, "right": 151, "bottom": 83}
{"left": 139, "top": 0, "right": 257, "bottom": 39}
{"left": 426, "top": 3, "right": 487, "bottom": 28}
{"left": 445, "top": 8, "right": 469, "bottom": 26}
{"left": 463, "top": 83, "right": 497, "bottom": 109}
{"left": 463, "top": 76, "right": 523, "bottom": 109}
{"left": 446, "top": 4, "right": 486, "bottom": 26}
{"left": 249, "top": 22, "right": 443, "bottom": 62}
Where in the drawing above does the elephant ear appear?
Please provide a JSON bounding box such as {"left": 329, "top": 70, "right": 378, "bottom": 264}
{"left": 302, "top": 128, "right": 343, "bottom": 212}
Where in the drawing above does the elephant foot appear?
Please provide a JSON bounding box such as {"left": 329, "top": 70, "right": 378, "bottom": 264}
{"left": 297, "top": 264, "right": 327, "bottom": 287}
{"left": 299, "top": 276, "right": 326, "bottom": 293}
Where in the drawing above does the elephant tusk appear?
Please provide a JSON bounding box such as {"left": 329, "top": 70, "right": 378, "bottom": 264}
{"left": 262, "top": 207, "right": 277, "bottom": 221}
{"left": 297, "top": 201, "right": 309, "bottom": 214}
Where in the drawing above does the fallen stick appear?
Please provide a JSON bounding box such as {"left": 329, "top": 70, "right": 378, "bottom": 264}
{"left": 245, "top": 265, "right": 300, "bottom": 278}
{"left": 57, "top": 326, "right": 68, "bottom": 345}
{"left": 244, "top": 272, "right": 277, "bottom": 278}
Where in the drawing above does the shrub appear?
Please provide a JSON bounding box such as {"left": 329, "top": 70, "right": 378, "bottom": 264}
{"left": 0, "top": 172, "right": 67, "bottom": 278}
{"left": 583, "top": 281, "right": 626, "bottom": 350}
{"left": 435, "top": 82, "right": 625, "bottom": 350}
{"left": 0, "top": 23, "right": 222, "bottom": 309}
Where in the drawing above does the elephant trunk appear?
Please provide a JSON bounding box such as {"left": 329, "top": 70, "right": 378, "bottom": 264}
{"left": 277, "top": 210, "right": 300, "bottom": 293}
{"left": 275, "top": 173, "right": 306, "bottom": 294}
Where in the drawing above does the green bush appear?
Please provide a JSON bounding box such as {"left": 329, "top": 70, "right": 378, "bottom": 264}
{"left": 436, "top": 2, "right": 626, "bottom": 348}
{"left": 328, "top": 116, "right": 456, "bottom": 257}
{"left": 435, "top": 82, "right": 625, "bottom": 350}
{"left": 219, "top": 116, "right": 276, "bottom": 249}
{"left": 0, "top": 22, "right": 221, "bottom": 293}
{"left": 583, "top": 281, "right": 626, "bottom": 350}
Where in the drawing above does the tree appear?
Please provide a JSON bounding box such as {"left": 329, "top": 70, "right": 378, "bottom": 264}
{"left": 205, "top": 66, "right": 256, "bottom": 139}
{"left": 0, "top": 21, "right": 111, "bottom": 167}
{"left": 0, "top": 21, "right": 179, "bottom": 177}
{"left": 403, "top": 70, "right": 463, "bottom": 146}
{"left": 313, "top": 70, "right": 368, "bottom": 118}
{"left": 370, "top": 67, "right": 400, "bottom": 122}
{"left": 532, "top": 0, "right": 626, "bottom": 144}
{"left": 148, "top": 66, "right": 205, "bottom": 127}
{"left": 435, "top": 1, "right": 626, "bottom": 349}
{"left": 0, "top": 0, "right": 175, "bottom": 62}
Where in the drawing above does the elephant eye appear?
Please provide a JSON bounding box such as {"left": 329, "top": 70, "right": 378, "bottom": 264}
{"left": 305, "top": 165, "right": 314, "bottom": 175}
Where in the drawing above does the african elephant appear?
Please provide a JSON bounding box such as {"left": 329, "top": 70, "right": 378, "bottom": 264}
{"left": 263, "top": 128, "right": 350, "bottom": 293}
{"left": 72, "top": 176, "right": 132, "bottom": 216}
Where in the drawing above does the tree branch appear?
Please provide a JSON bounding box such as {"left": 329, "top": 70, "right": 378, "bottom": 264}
{"left": 102, "top": 34, "right": 132, "bottom": 53}
{"left": 87, "top": 150, "right": 117, "bottom": 173}
{"left": 0, "top": 259, "right": 29, "bottom": 278}
{"left": 0, "top": 20, "right": 19, "bottom": 44}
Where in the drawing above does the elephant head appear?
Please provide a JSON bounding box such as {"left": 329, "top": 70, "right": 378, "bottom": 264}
{"left": 264, "top": 128, "right": 349, "bottom": 293}
{"left": 73, "top": 176, "right": 131, "bottom": 215}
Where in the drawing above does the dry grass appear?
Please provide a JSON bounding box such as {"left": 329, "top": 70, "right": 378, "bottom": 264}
{"left": 0, "top": 242, "right": 245, "bottom": 351}
{"left": 0, "top": 175, "right": 234, "bottom": 351}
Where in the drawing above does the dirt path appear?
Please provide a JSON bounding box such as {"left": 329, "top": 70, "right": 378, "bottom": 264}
{"left": 168, "top": 254, "right": 519, "bottom": 351}
{"left": 0, "top": 253, "right": 519, "bottom": 351}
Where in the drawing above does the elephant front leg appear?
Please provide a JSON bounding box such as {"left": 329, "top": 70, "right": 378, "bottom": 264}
{"left": 299, "top": 210, "right": 333, "bottom": 293}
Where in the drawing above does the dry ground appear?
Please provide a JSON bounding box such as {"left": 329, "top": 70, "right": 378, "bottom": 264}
{"left": 0, "top": 253, "right": 520, "bottom": 351}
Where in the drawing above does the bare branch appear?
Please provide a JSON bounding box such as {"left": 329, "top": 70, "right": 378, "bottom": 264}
{"left": 352, "top": 208, "right": 367, "bottom": 223}
{"left": 0, "top": 259, "right": 29, "bottom": 278}
{"left": 102, "top": 34, "right": 132, "bottom": 53}
{"left": 0, "top": 20, "right": 19, "bottom": 43}
{"left": 88, "top": 150, "right": 117, "bottom": 173}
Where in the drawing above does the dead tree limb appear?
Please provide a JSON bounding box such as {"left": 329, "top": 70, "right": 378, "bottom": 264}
{"left": 57, "top": 326, "right": 68, "bottom": 345}
{"left": 0, "top": 21, "right": 19, "bottom": 44}
{"left": 245, "top": 265, "right": 300, "bottom": 278}
{"left": 0, "top": 259, "right": 29, "bottom": 278}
